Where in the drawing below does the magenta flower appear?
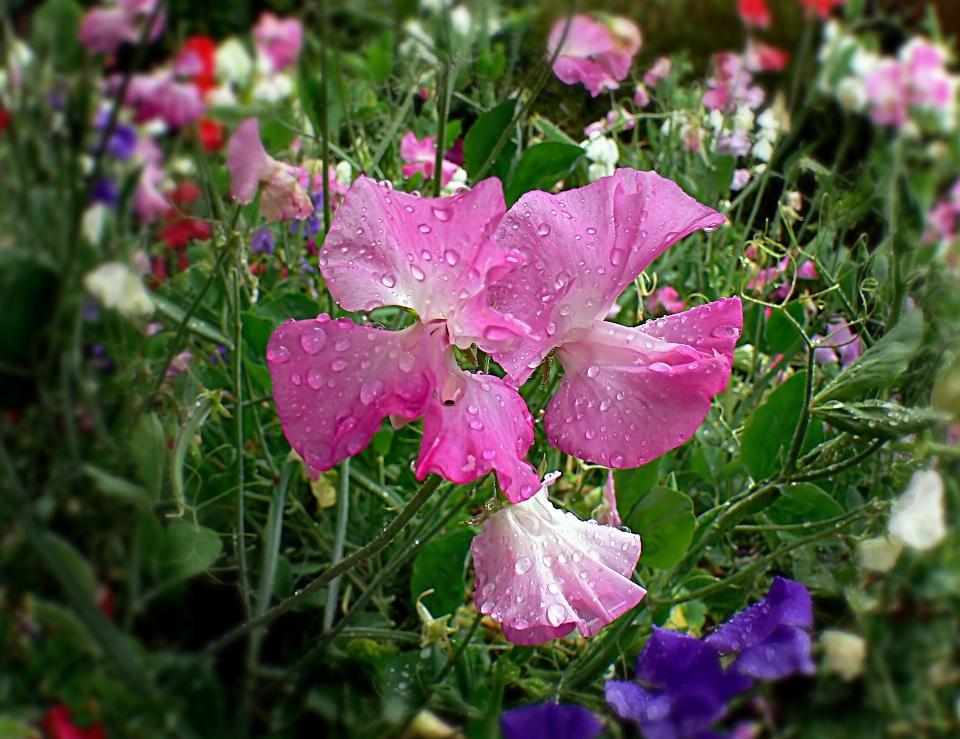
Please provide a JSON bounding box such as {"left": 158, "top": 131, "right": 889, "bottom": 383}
{"left": 132, "top": 136, "right": 169, "bottom": 223}
{"left": 78, "top": 0, "right": 164, "bottom": 54}
{"left": 702, "top": 53, "right": 765, "bottom": 113}
{"left": 471, "top": 473, "right": 645, "bottom": 644}
{"left": 124, "top": 70, "right": 205, "bottom": 128}
{"left": 227, "top": 118, "right": 313, "bottom": 223}
{"left": 813, "top": 318, "right": 862, "bottom": 369}
{"left": 646, "top": 286, "right": 686, "bottom": 316}
{"left": 865, "top": 60, "right": 909, "bottom": 127}
{"left": 595, "top": 469, "right": 622, "bottom": 527}
{"left": 705, "top": 577, "right": 815, "bottom": 681}
{"left": 466, "top": 169, "right": 741, "bottom": 469}
{"left": 266, "top": 176, "right": 541, "bottom": 501}
{"left": 923, "top": 179, "right": 960, "bottom": 245}
{"left": 644, "top": 56, "right": 673, "bottom": 88}
{"left": 901, "top": 39, "right": 956, "bottom": 110}
{"left": 501, "top": 703, "right": 602, "bottom": 739}
{"left": 253, "top": 12, "right": 303, "bottom": 73}
{"left": 548, "top": 15, "right": 641, "bottom": 97}
{"left": 400, "top": 132, "right": 459, "bottom": 187}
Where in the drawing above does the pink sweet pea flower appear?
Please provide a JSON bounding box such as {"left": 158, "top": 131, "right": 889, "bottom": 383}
{"left": 459, "top": 169, "right": 742, "bottom": 469}
{"left": 798, "top": 0, "right": 847, "bottom": 20}
{"left": 132, "top": 136, "right": 170, "bottom": 223}
{"left": 813, "top": 318, "right": 862, "bottom": 369}
{"left": 227, "top": 118, "right": 314, "bottom": 222}
{"left": 901, "top": 39, "right": 956, "bottom": 111}
{"left": 865, "top": 60, "right": 908, "bottom": 127}
{"left": 702, "top": 53, "right": 765, "bottom": 112}
{"left": 595, "top": 469, "right": 622, "bottom": 527}
{"left": 253, "top": 12, "right": 303, "bottom": 72}
{"left": 744, "top": 40, "right": 790, "bottom": 73}
{"left": 738, "top": 0, "right": 772, "bottom": 29}
{"left": 125, "top": 69, "right": 205, "bottom": 128}
{"left": 400, "top": 132, "right": 459, "bottom": 187}
{"left": 633, "top": 85, "right": 651, "bottom": 108}
{"left": 643, "top": 56, "right": 672, "bottom": 88}
{"left": 471, "top": 472, "right": 644, "bottom": 645}
{"left": 266, "top": 176, "right": 541, "bottom": 502}
{"left": 78, "top": 0, "right": 164, "bottom": 54}
{"left": 548, "top": 15, "right": 641, "bottom": 97}
{"left": 922, "top": 180, "right": 960, "bottom": 245}
{"left": 646, "top": 286, "right": 686, "bottom": 315}
{"left": 731, "top": 168, "right": 752, "bottom": 191}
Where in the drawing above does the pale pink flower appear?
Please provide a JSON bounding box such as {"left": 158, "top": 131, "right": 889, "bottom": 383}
{"left": 633, "top": 85, "right": 650, "bottom": 108}
{"left": 643, "top": 56, "right": 672, "bottom": 88}
{"left": 471, "top": 473, "right": 645, "bottom": 645}
{"left": 813, "top": 318, "right": 862, "bottom": 369}
{"left": 226, "top": 118, "right": 313, "bottom": 222}
{"left": 595, "top": 470, "right": 622, "bottom": 527}
{"left": 132, "top": 136, "right": 169, "bottom": 223}
{"left": 744, "top": 40, "right": 790, "bottom": 73}
{"left": 78, "top": 0, "right": 164, "bottom": 54}
{"left": 865, "top": 60, "right": 908, "bottom": 127}
{"left": 125, "top": 70, "right": 205, "bottom": 128}
{"left": 646, "top": 286, "right": 686, "bottom": 315}
{"left": 731, "top": 168, "right": 752, "bottom": 191}
{"left": 458, "top": 169, "right": 742, "bottom": 469}
{"left": 266, "top": 176, "right": 541, "bottom": 502}
{"left": 400, "top": 132, "right": 459, "bottom": 187}
{"left": 922, "top": 179, "right": 960, "bottom": 245}
{"left": 703, "top": 53, "right": 765, "bottom": 112}
{"left": 253, "top": 12, "right": 303, "bottom": 72}
{"left": 901, "top": 39, "right": 955, "bottom": 111}
{"left": 548, "top": 15, "right": 641, "bottom": 97}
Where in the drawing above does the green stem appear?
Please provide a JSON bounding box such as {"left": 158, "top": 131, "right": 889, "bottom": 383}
{"left": 322, "top": 458, "right": 352, "bottom": 631}
{"left": 318, "top": 0, "right": 332, "bottom": 234}
{"left": 234, "top": 244, "right": 251, "bottom": 619}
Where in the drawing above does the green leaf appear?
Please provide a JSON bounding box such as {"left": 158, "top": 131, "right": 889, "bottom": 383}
{"left": 257, "top": 292, "right": 322, "bottom": 322}
{"left": 410, "top": 529, "right": 473, "bottom": 616}
{"left": 260, "top": 114, "right": 300, "bottom": 152}
{"left": 131, "top": 412, "right": 165, "bottom": 502}
{"left": 741, "top": 372, "right": 808, "bottom": 480}
{"left": 364, "top": 30, "right": 395, "bottom": 85}
{"left": 810, "top": 400, "right": 951, "bottom": 441}
{"left": 241, "top": 313, "right": 276, "bottom": 360}
{"left": 765, "top": 303, "right": 805, "bottom": 354}
{"left": 814, "top": 310, "right": 923, "bottom": 403}
{"left": 30, "top": 0, "right": 84, "bottom": 72}
{"left": 155, "top": 521, "right": 223, "bottom": 583}
{"left": 708, "top": 155, "right": 736, "bottom": 194}
{"left": 32, "top": 600, "right": 102, "bottom": 658}
{"left": 83, "top": 464, "right": 152, "bottom": 507}
{"left": 170, "top": 398, "right": 213, "bottom": 516}
{"left": 768, "top": 483, "right": 844, "bottom": 532}
{"left": 150, "top": 293, "right": 234, "bottom": 349}
{"left": 614, "top": 457, "right": 661, "bottom": 521}
{"left": 44, "top": 533, "right": 97, "bottom": 598}
{"left": 463, "top": 99, "right": 517, "bottom": 180}
{"left": 623, "top": 486, "right": 695, "bottom": 569}
{"left": 0, "top": 716, "right": 41, "bottom": 739}
{"left": 505, "top": 142, "right": 584, "bottom": 206}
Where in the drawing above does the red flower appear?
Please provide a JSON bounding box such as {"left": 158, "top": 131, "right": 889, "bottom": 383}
{"left": 0, "top": 108, "right": 11, "bottom": 134}
{"left": 177, "top": 36, "right": 217, "bottom": 94}
{"left": 41, "top": 706, "right": 106, "bottom": 739}
{"left": 168, "top": 181, "right": 203, "bottom": 208}
{"left": 96, "top": 584, "right": 115, "bottom": 620}
{"left": 798, "top": 0, "right": 846, "bottom": 20}
{"left": 745, "top": 41, "right": 790, "bottom": 73}
{"left": 738, "top": 0, "right": 771, "bottom": 28}
{"left": 158, "top": 214, "right": 211, "bottom": 250}
{"left": 198, "top": 118, "right": 225, "bottom": 151}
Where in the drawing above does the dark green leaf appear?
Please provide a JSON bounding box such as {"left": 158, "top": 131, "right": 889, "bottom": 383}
{"left": 241, "top": 312, "right": 277, "bottom": 360}
{"left": 741, "top": 372, "right": 808, "bottom": 480}
{"left": 84, "top": 464, "right": 152, "bottom": 507}
{"left": 131, "top": 412, "right": 165, "bottom": 502}
{"left": 766, "top": 303, "right": 806, "bottom": 354}
{"left": 155, "top": 522, "right": 223, "bottom": 583}
{"left": 150, "top": 293, "right": 234, "bottom": 349}
{"left": 45, "top": 533, "right": 97, "bottom": 598}
{"left": 505, "top": 142, "right": 584, "bottom": 206}
{"left": 409, "top": 529, "right": 473, "bottom": 616}
{"left": 31, "top": 0, "right": 84, "bottom": 72}
{"left": 810, "top": 400, "right": 951, "bottom": 441}
{"left": 768, "top": 483, "right": 844, "bottom": 532}
{"left": 614, "top": 457, "right": 661, "bottom": 521}
{"left": 463, "top": 99, "right": 517, "bottom": 180}
{"left": 624, "top": 486, "right": 695, "bottom": 569}
{"left": 814, "top": 310, "right": 923, "bottom": 403}
{"left": 257, "top": 292, "right": 322, "bottom": 322}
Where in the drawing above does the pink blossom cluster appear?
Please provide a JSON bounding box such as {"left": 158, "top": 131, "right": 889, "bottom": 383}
{"left": 547, "top": 14, "right": 642, "bottom": 97}
{"left": 257, "top": 163, "right": 741, "bottom": 644}
{"left": 922, "top": 179, "right": 960, "bottom": 247}
{"left": 864, "top": 39, "right": 958, "bottom": 128}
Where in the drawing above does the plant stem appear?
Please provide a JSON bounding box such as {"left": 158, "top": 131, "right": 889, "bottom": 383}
{"left": 318, "top": 0, "right": 332, "bottom": 235}
{"left": 322, "top": 458, "right": 352, "bottom": 631}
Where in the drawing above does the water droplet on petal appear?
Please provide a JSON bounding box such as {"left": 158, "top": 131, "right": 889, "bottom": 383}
{"left": 331, "top": 359, "right": 347, "bottom": 372}
{"left": 291, "top": 373, "right": 302, "bottom": 386}
{"left": 514, "top": 557, "right": 532, "bottom": 574}
{"left": 267, "top": 345, "right": 291, "bottom": 363}
{"left": 546, "top": 603, "right": 567, "bottom": 627}
{"left": 334, "top": 338, "right": 350, "bottom": 352}
{"left": 444, "top": 250, "right": 460, "bottom": 266}
{"left": 431, "top": 206, "right": 451, "bottom": 222}
{"left": 600, "top": 398, "right": 611, "bottom": 411}
{"left": 711, "top": 325, "right": 740, "bottom": 339}
{"left": 418, "top": 224, "right": 431, "bottom": 234}
{"left": 411, "top": 265, "right": 425, "bottom": 281}
{"left": 360, "top": 380, "right": 384, "bottom": 405}
{"left": 469, "top": 420, "right": 484, "bottom": 431}
{"left": 381, "top": 274, "right": 397, "bottom": 288}
{"left": 585, "top": 429, "right": 596, "bottom": 440}
{"left": 538, "top": 223, "right": 551, "bottom": 236}
{"left": 300, "top": 327, "right": 327, "bottom": 355}
{"left": 307, "top": 368, "right": 323, "bottom": 389}
{"left": 586, "top": 366, "right": 600, "bottom": 378}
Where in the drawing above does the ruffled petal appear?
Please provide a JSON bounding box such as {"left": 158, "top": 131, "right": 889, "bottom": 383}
{"left": 417, "top": 368, "right": 540, "bottom": 503}
{"left": 266, "top": 317, "right": 434, "bottom": 472}
{"left": 552, "top": 57, "right": 619, "bottom": 96}
{"left": 78, "top": 7, "right": 135, "bottom": 54}
{"left": 320, "top": 176, "right": 511, "bottom": 320}
{"left": 226, "top": 118, "right": 273, "bottom": 204}
{"left": 501, "top": 703, "right": 602, "bottom": 739}
{"left": 400, "top": 131, "right": 436, "bottom": 165}
{"left": 545, "top": 299, "right": 741, "bottom": 467}
{"left": 605, "top": 681, "right": 671, "bottom": 729}
{"left": 548, "top": 15, "right": 615, "bottom": 58}
{"left": 486, "top": 170, "right": 725, "bottom": 384}
{"left": 260, "top": 162, "right": 314, "bottom": 222}
{"left": 729, "top": 624, "right": 816, "bottom": 680}
{"left": 471, "top": 487, "right": 645, "bottom": 645}
{"left": 705, "top": 576, "right": 812, "bottom": 653}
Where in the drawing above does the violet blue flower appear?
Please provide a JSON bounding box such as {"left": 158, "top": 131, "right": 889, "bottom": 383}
{"left": 471, "top": 472, "right": 645, "bottom": 644}
{"left": 78, "top": 0, "right": 164, "bottom": 55}
{"left": 606, "top": 627, "right": 752, "bottom": 739}
{"left": 92, "top": 177, "right": 118, "bottom": 209}
{"left": 501, "top": 703, "right": 602, "bottom": 739}
{"left": 227, "top": 118, "right": 313, "bottom": 223}
{"left": 400, "top": 132, "right": 459, "bottom": 187}
{"left": 266, "top": 176, "right": 541, "bottom": 502}
{"left": 548, "top": 15, "right": 641, "bottom": 97}
{"left": 458, "top": 169, "right": 741, "bottom": 469}
{"left": 105, "top": 123, "right": 138, "bottom": 160}
{"left": 250, "top": 227, "right": 276, "bottom": 255}
{"left": 705, "top": 577, "right": 816, "bottom": 682}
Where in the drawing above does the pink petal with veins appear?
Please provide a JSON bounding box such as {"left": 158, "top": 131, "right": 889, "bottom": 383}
{"left": 320, "top": 176, "right": 515, "bottom": 322}
{"left": 227, "top": 118, "right": 273, "bottom": 203}
{"left": 471, "top": 484, "right": 645, "bottom": 645}
{"left": 545, "top": 298, "right": 742, "bottom": 467}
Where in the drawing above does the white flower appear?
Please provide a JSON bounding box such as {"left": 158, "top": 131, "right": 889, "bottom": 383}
{"left": 733, "top": 105, "right": 755, "bottom": 133}
{"left": 837, "top": 76, "right": 867, "bottom": 111}
{"left": 582, "top": 136, "right": 619, "bottom": 182}
{"left": 440, "top": 166, "right": 468, "bottom": 196}
{"left": 400, "top": 20, "right": 437, "bottom": 65}
{"left": 206, "top": 84, "right": 238, "bottom": 108}
{"left": 855, "top": 535, "right": 904, "bottom": 572}
{"left": 420, "top": 0, "right": 452, "bottom": 11}
{"left": 450, "top": 5, "right": 471, "bottom": 36}
{"left": 751, "top": 138, "right": 774, "bottom": 162}
{"left": 252, "top": 73, "right": 294, "bottom": 103}
{"left": 169, "top": 156, "right": 196, "bottom": 177}
{"left": 820, "top": 630, "right": 866, "bottom": 681}
{"left": 888, "top": 470, "right": 947, "bottom": 550}
{"left": 215, "top": 38, "right": 254, "bottom": 87}
{"left": 335, "top": 160, "right": 353, "bottom": 188}
{"left": 84, "top": 262, "right": 155, "bottom": 319}
{"left": 81, "top": 204, "right": 107, "bottom": 246}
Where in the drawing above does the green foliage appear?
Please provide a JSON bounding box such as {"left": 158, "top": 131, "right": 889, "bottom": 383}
{"left": 624, "top": 486, "right": 695, "bottom": 569}
{"left": 409, "top": 528, "right": 474, "bottom": 616}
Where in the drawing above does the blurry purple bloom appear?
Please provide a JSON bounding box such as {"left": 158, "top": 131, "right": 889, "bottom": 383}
{"left": 250, "top": 227, "right": 276, "bottom": 255}
{"left": 716, "top": 131, "right": 752, "bottom": 158}
{"left": 210, "top": 345, "right": 229, "bottom": 364}
{"left": 299, "top": 257, "right": 316, "bottom": 274}
{"left": 290, "top": 194, "right": 323, "bottom": 238}
{"left": 82, "top": 296, "right": 101, "bottom": 321}
{"left": 501, "top": 703, "right": 602, "bottom": 739}
{"left": 47, "top": 92, "right": 67, "bottom": 112}
{"left": 90, "top": 344, "right": 114, "bottom": 373}
{"left": 705, "top": 577, "right": 815, "bottom": 682}
{"left": 731, "top": 169, "right": 751, "bottom": 191}
{"left": 606, "top": 627, "right": 751, "bottom": 739}
{"left": 813, "top": 318, "right": 862, "bottom": 370}
{"left": 107, "top": 124, "right": 138, "bottom": 160}
{"left": 92, "top": 177, "right": 119, "bottom": 209}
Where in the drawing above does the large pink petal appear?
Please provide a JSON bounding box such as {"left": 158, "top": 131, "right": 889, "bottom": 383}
{"left": 78, "top": 8, "right": 135, "bottom": 54}
{"left": 547, "top": 15, "right": 615, "bottom": 58}
{"left": 593, "top": 50, "right": 634, "bottom": 85}
{"left": 486, "top": 170, "right": 725, "bottom": 384}
{"left": 545, "top": 298, "right": 742, "bottom": 467}
{"left": 417, "top": 369, "right": 539, "bottom": 503}
{"left": 266, "top": 317, "right": 434, "bottom": 472}
{"left": 471, "top": 488, "right": 645, "bottom": 645}
{"left": 400, "top": 131, "right": 436, "bottom": 165}
{"left": 320, "top": 176, "right": 511, "bottom": 320}
{"left": 227, "top": 118, "right": 273, "bottom": 204}
{"left": 552, "top": 57, "right": 619, "bottom": 96}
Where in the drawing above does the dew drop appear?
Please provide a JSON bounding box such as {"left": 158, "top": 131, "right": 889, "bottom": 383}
{"left": 331, "top": 359, "right": 347, "bottom": 372}
{"left": 291, "top": 373, "right": 302, "bottom": 386}
{"left": 334, "top": 338, "right": 350, "bottom": 352}
{"left": 418, "top": 224, "right": 431, "bottom": 234}
{"left": 546, "top": 603, "right": 567, "bottom": 626}
{"left": 585, "top": 429, "right": 596, "bottom": 440}
{"left": 411, "top": 265, "right": 426, "bottom": 281}
{"left": 444, "top": 250, "right": 460, "bottom": 266}
{"left": 587, "top": 366, "right": 600, "bottom": 378}
{"left": 514, "top": 557, "right": 533, "bottom": 574}
{"left": 266, "top": 345, "right": 291, "bottom": 364}
{"left": 381, "top": 274, "right": 397, "bottom": 288}
{"left": 360, "top": 380, "right": 384, "bottom": 405}
{"left": 600, "top": 398, "right": 612, "bottom": 411}
{"left": 432, "top": 206, "right": 451, "bottom": 222}
{"left": 306, "top": 368, "right": 323, "bottom": 390}
{"left": 469, "top": 420, "right": 484, "bottom": 431}
{"left": 538, "top": 223, "right": 551, "bottom": 236}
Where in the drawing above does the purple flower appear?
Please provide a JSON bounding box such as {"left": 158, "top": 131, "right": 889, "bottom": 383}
{"left": 107, "top": 123, "right": 138, "bottom": 160}
{"left": 705, "top": 577, "right": 815, "bottom": 682}
{"left": 250, "top": 227, "right": 276, "bottom": 255}
{"left": 812, "top": 318, "right": 862, "bottom": 370}
{"left": 92, "top": 177, "right": 118, "bottom": 209}
{"left": 501, "top": 703, "right": 602, "bottom": 739}
{"left": 210, "top": 345, "right": 229, "bottom": 364}
{"left": 606, "top": 627, "right": 751, "bottom": 739}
